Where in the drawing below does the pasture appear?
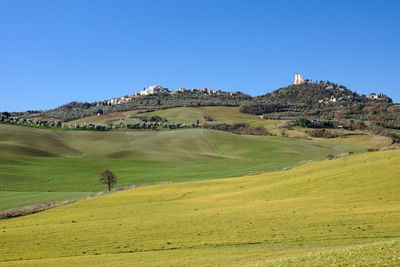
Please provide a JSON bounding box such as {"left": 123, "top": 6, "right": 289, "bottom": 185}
{"left": 66, "top": 106, "right": 260, "bottom": 126}
{"left": 144, "top": 106, "right": 259, "bottom": 124}
{"left": 0, "top": 124, "right": 363, "bottom": 211}
{"left": 1, "top": 149, "right": 399, "bottom": 265}
{"left": 67, "top": 106, "right": 394, "bottom": 149}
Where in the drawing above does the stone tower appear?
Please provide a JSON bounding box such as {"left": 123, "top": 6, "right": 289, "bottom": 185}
{"left": 294, "top": 74, "right": 304, "bottom": 85}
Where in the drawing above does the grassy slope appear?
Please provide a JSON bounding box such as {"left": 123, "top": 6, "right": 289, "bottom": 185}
{"left": 315, "top": 133, "right": 393, "bottom": 149}
{"left": 67, "top": 106, "right": 260, "bottom": 126}
{"left": 1, "top": 150, "right": 399, "bottom": 265}
{"left": 145, "top": 106, "right": 260, "bottom": 124}
{"left": 67, "top": 110, "right": 146, "bottom": 126}
{"left": 138, "top": 106, "right": 395, "bottom": 149}
{"left": 2, "top": 240, "right": 399, "bottom": 266}
{"left": 0, "top": 192, "right": 89, "bottom": 211}
{"left": 66, "top": 106, "right": 394, "bottom": 150}
{"left": 66, "top": 106, "right": 264, "bottom": 125}
{"left": 0, "top": 124, "right": 362, "bottom": 210}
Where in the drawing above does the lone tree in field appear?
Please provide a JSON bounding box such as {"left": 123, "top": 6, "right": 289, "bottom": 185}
{"left": 99, "top": 169, "right": 117, "bottom": 191}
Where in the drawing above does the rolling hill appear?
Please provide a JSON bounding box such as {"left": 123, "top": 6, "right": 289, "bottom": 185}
{"left": 0, "top": 123, "right": 364, "bottom": 211}
{"left": 256, "top": 81, "right": 392, "bottom": 104}
{"left": 65, "top": 106, "right": 260, "bottom": 126}
{"left": 1, "top": 149, "right": 399, "bottom": 266}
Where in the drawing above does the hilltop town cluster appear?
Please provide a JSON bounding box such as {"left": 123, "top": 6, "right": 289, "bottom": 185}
{"left": 293, "top": 74, "right": 387, "bottom": 103}
{"left": 103, "top": 85, "right": 237, "bottom": 106}
{"left": 100, "top": 74, "right": 387, "bottom": 106}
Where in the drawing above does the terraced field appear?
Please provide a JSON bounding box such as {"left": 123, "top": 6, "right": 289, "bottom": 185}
{"left": 0, "top": 124, "right": 363, "bottom": 211}
{"left": 1, "top": 150, "right": 399, "bottom": 266}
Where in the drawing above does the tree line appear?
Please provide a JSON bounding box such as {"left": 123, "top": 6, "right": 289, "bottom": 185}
{"left": 0, "top": 115, "right": 200, "bottom": 131}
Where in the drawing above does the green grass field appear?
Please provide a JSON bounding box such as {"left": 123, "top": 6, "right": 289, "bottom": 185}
{"left": 67, "top": 106, "right": 261, "bottom": 126}
{"left": 1, "top": 149, "right": 399, "bottom": 266}
{"left": 67, "top": 110, "right": 143, "bottom": 125}
{"left": 0, "top": 124, "right": 363, "bottom": 211}
{"left": 0, "top": 192, "right": 89, "bottom": 211}
{"left": 67, "top": 106, "right": 394, "bottom": 149}
{"left": 144, "top": 106, "right": 260, "bottom": 124}
{"left": 314, "top": 133, "right": 393, "bottom": 149}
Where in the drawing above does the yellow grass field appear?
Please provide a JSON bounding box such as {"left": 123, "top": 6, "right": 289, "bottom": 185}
{"left": 314, "top": 133, "right": 393, "bottom": 149}
{"left": 1, "top": 149, "right": 400, "bottom": 266}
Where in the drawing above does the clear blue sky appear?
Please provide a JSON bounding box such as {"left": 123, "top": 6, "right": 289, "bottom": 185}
{"left": 1, "top": 0, "right": 400, "bottom": 111}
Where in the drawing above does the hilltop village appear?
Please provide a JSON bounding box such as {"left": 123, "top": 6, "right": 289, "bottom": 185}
{"left": 2, "top": 74, "right": 396, "bottom": 131}
{"left": 293, "top": 74, "right": 388, "bottom": 103}
{"left": 104, "top": 85, "right": 233, "bottom": 106}
{"left": 101, "top": 74, "right": 389, "bottom": 107}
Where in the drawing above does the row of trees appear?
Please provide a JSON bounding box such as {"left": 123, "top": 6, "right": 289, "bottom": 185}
{"left": 0, "top": 115, "right": 202, "bottom": 131}
{"left": 1, "top": 114, "right": 276, "bottom": 137}
{"left": 294, "top": 118, "right": 366, "bottom": 130}
{"left": 203, "top": 122, "right": 272, "bottom": 136}
{"left": 0, "top": 116, "right": 62, "bottom": 128}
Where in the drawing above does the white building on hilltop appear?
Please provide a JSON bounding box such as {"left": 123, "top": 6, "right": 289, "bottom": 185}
{"left": 139, "top": 85, "right": 169, "bottom": 96}
{"left": 294, "top": 74, "right": 304, "bottom": 85}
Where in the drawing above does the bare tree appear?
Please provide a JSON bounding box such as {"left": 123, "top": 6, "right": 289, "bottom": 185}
{"left": 99, "top": 169, "right": 117, "bottom": 191}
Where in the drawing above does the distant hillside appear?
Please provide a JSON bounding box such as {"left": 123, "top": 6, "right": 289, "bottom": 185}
{"left": 6, "top": 78, "right": 396, "bottom": 126}
{"left": 256, "top": 81, "right": 392, "bottom": 105}
{"left": 0, "top": 124, "right": 363, "bottom": 211}
{"left": 41, "top": 90, "right": 252, "bottom": 122}
{"left": 238, "top": 81, "right": 400, "bottom": 129}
